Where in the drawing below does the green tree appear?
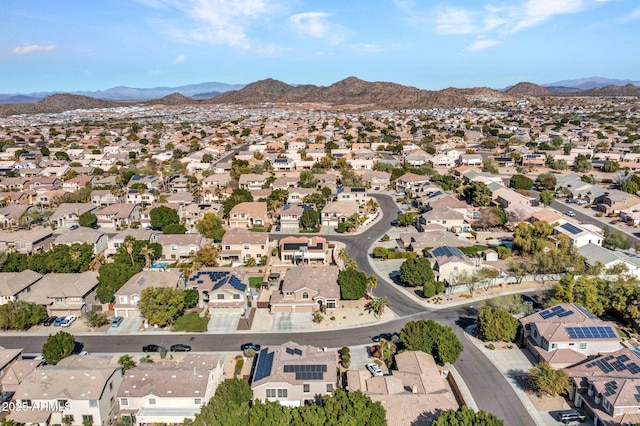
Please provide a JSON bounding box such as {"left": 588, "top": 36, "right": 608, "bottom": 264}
{"left": 42, "top": 331, "right": 75, "bottom": 365}
{"left": 603, "top": 226, "right": 632, "bottom": 250}
{"left": 602, "top": 160, "right": 620, "bottom": 173}
{"left": 184, "top": 378, "right": 252, "bottom": 426}
{"left": 423, "top": 281, "right": 436, "bottom": 298}
{"left": 300, "top": 209, "right": 319, "bottom": 229}
{"left": 432, "top": 407, "right": 503, "bottom": 426}
{"left": 96, "top": 262, "right": 141, "bottom": 303}
{"left": 537, "top": 173, "right": 557, "bottom": 190}
{"left": 528, "top": 362, "right": 570, "bottom": 396}
{"left": 137, "top": 287, "right": 186, "bottom": 326}
{"left": 400, "top": 319, "right": 463, "bottom": 364}
{"left": 364, "top": 297, "right": 391, "bottom": 318}
{"left": 149, "top": 206, "right": 180, "bottom": 230}
{"left": 85, "top": 311, "right": 109, "bottom": 327}
{"left": 118, "top": 354, "right": 136, "bottom": 372}
{"left": 195, "top": 212, "right": 226, "bottom": 242}
{"left": 463, "top": 181, "right": 491, "bottom": 207}
{"left": 539, "top": 190, "right": 555, "bottom": 207}
{"left": 0, "top": 300, "right": 47, "bottom": 330}
{"left": 78, "top": 212, "right": 98, "bottom": 228}
{"left": 399, "top": 257, "right": 435, "bottom": 287}
{"left": 574, "top": 154, "right": 592, "bottom": 172}
{"left": 322, "top": 389, "right": 386, "bottom": 426}
{"left": 299, "top": 170, "right": 318, "bottom": 188}
{"left": 338, "top": 268, "right": 368, "bottom": 300}
{"left": 509, "top": 174, "right": 534, "bottom": 190}
{"left": 162, "top": 223, "right": 187, "bottom": 234}
{"left": 372, "top": 246, "right": 388, "bottom": 259}
{"left": 396, "top": 212, "right": 416, "bottom": 228}
{"left": 477, "top": 306, "right": 519, "bottom": 342}
{"left": 222, "top": 188, "right": 254, "bottom": 216}
{"left": 184, "top": 289, "right": 200, "bottom": 308}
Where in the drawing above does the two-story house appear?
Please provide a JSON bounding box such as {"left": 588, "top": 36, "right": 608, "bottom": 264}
{"left": 54, "top": 228, "right": 109, "bottom": 255}
{"left": 228, "top": 202, "right": 270, "bottom": 229}
{"left": 95, "top": 203, "right": 141, "bottom": 229}
{"left": 50, "top": 203, "right": 98, "bottom": 229}
{"left": 415, "top": 206, "right": 470, "bottom": 233}
{"left": 114, "top": 269, "right": 184, "bottom": 318}
{"left": 218, "top": 228, "right": 269, "bottom": 265}
{"left": 277, "top": 203, "right": 315, "bottom": 230}
{"left": 188, "top": 269, "right": 249, "bottom": 314}
{"left": 0, "top": 228, "right": 55, "bottom": 254}
{"left": 238, "top": 173, "right": 267, "bottom": 191}
{"left": 24, "top": 271, "right": 99, "bottom": 316}
{"left": 156, "top": 234, "right": 205, "bottom": 263}
{"left": 336, "top": 187, "right": 368, "bottom": 205}
{"left": 320, "top": 200, "right": 358, "bottom": 227}
{"left": 278, "top": 236, "right": 328, "bottom": 264}
{"left": 0, "top": 270, "right": 43, "bottom": 306}
{"left": 90, "top": 189, "right": 122, "bottom": 207}
{"left": 269, "top": 265, "right": 339, "bottom": 313}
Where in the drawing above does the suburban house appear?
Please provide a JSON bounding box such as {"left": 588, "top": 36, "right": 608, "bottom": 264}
{"left": 565, "top": 347, "right": 640, "bottom": 426}
{"left": 363, "top": 170, "right": 391, "bottom": 190}
{"left": 128, "top": 174, "right": 162, "bottom": 191}
{"left": 394, "top": 173, "right": 430, "bottom": 192}
{"left": 553, "top": 222, "right": 603, "bottom": 248}
{"left": 0, "top": 228, "right": 55, "bottom": 254}
{"left": 0, "top": 270, "right": 43, "bottom": 305}
{"left": 24, "top": 271, "right": 99, "bottom": 316}
{"left": 0, "top": 348, "right": 41, "bottom": 393}
{"left": 336, "top": 187, "right": 368, "bottom": 205}
{"left": 156, "top": 234, "right": 205, "bottom": 263}
{"left": 429, "top": 154, "right": 456, "bottom": 168}
{"left": 8, "top": 356, "right": 123, "bottom": 426}
{"left": 125, "top": 189, "right": 158, "bottom": 208}
{"left": 118, "top": 354, "right": 224, "bottom": 426}
{"left": 594, "top": 190, "right": 640, "bottom": 214}
{"left": 399, "top": 231, "right": 472, "bottom": 254}
{"left": 458, "top": 154, "right": 484, "bottom": 166}
{"left": 346, "top": 351, "right": 458, "bottom": 425}
{"left": 320, "top": 200, "right": 358, "bottom": 227}
{"left": 270, "top": 265, "right": 339, "bottom": 313}
{"left": 238, "top": 173, "right": 267, "bottom": 191}
{"left": 277, "top": 203, "right": 315, "bottom": 230}
{"left": 287, "top": 187, "right": 316, "bottom": 204}
{"left": 251, "top": 341, "right": 337, "bottom": 407}
{"left": 50, "top": 203, "right": 98, "bottom": 229}
{"left": 188, "top": 269, "right": 249, "bottom": 314}
{"left": 428, "top": 246, "right": 478, "bottom": 285}
{"left": 415, "top": 206, "right": 470, "bottom": 233}
{"left": 218, "top": 228, "right": 269, "bottom": 265}
{"left": 0, "top": 205, "right": 32, "bottom": 229}
{"left": 95, "top": 203, "right": 141, "bottom": 229}
{"left": 105, "top": 229, "right": 157, "bottom": 257}
{"left": 579, "top": 244, "right": 640, "bottom": 279}
{"left": 279, "top": 236, "right": 328, "bottom": 264}
{"left": 521, "top": 153, "right": 546, "bottom": 166}
{"left": 114, "top": 269, "right": 184, "bottom": 318}
{"left": 520, "top": 303, "right": 622, "bottom": 368}
{"left": 228, "top": 202, "right": 270, "bottom": 229}
{"left": 90, "top": 189, "right": 121, "bottom": 207}
{"left": 53, "top": 228, "right": 109, "bottom": 255}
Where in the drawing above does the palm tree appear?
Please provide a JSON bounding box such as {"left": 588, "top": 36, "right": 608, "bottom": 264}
{"left": 337, "top": 247, "right": 349, "bottom": 261}
{"left": 124, "top": 239, "right": 135, "bottom": 266}
{"left": 140, "top": 245, "right": 154, "bottom": 269}
{"left": 69, "top": 250, "right": 82, "bottom": 262}
{"left": 365, "top": 297, "right": 391, "bottom": 318}
{"left": 378, "top": 337, "right": 397, "bottom": 367}
{"left": 367, "top": 275, "right": 378, "bottom": 296}
{"left": 89, "top": 254, "right": 105, "bottom": 271}
{"left": 345, "top": 258, "right": 358, "bottom": 270}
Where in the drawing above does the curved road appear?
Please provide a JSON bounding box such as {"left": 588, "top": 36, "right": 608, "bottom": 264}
{"left": 0, "top": 194, "right": 535, "bottom": 425}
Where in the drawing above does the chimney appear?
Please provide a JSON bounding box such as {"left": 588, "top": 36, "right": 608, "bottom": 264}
{"left": 412, "top": 384, "right": 417, "bottom": 394}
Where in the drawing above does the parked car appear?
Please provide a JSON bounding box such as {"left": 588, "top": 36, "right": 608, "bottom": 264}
{"left": 70, "top": 224, "right": 79, "bottom": 230}
{"left": 557, "top": 409, "right": 586, "bottom": 423}
{"left": 170, "top": 344, "right": 191, "bottom": 352}
{"left": 43, "top": 316, "right": 57, "bottom": 326}
{"left": 575, "top": 199, "right": 588, "bottom": 205}
{"left": 565, "top": 210, "right": 576, "bottom": 217}
{"left": 60, "top": 315, "right": 76, "bottom": 327}
{"left": 240, "top": 343, "right": 261, "bottom": 352}
{"left": 142, "top": 344, "right": 161, "bottom": 353}
{"left": 366, "top": 363, "right": 384, "bottom": 377}
{"left": 369, "top": 345, "right": 380, "bottom": 357}
{"left": 390, "top": 219, "right": 400, "bottom": 226}
{"left": 53, "top": 316, "right": 66, "bottom": 326}
{"left": 0, "top": 391, "right": 15, "bottom": 404}
{"left": 372, "top": 332, "right": 396, "bottom": 342}
{"left": 111, "top": 316, "right": 124, "bottom": 327}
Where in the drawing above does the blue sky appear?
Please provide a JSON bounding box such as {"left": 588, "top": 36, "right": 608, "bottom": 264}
{"left": 2, "top": 0, "right": 639, "bottom": 93}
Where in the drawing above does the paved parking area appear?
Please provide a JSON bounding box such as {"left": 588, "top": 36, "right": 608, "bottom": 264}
{"left": 208, "top": 314, "right": 239, "bottom": 332}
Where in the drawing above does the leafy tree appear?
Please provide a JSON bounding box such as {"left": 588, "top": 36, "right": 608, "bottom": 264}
{"left": 302, "top": 192, "right": 328, "bottom": 211}
{"left": 222, "top": 188, "right": 254, "bottom": 216}
{"left": 42, "top": 331, "right": 75, "bottom": 365}
{"left": 322, "top": 390, "right": 386, "bottom": 426}
{"left": 602, "top": 160, "right": 620, "bottom": 173}
{"left": 185, "top": 378, "right": 252, "bottom": 426}
{"left": 528, "top": 362, "right": 570, "bottom": 396}
{"left": 372, "top": 246, "right": 388, "bottom": 259}
{"left": 397, "top": 212, "right": 416, "bottom": 228}
{"left": 113, "top": 237, "right": 161, "bottom": 267}
{"left": 0, "top": 300, "right": 47, "bottom": 330}
{"left": 477, "top": 306, "right": 519, "bottom": 342}
{"left": 118, "top": 354, "right": 136, "bottom": 372}
{"left": 195, "top": 212, "right": 225, "bottom": 242}
{"left": 399, "top": 257, "right": 435, "bottom": 287}
{"left": 299, "top": 170, "right": 318, "bottom": 188}
{"left": 509, "top": 174, "right": 534, "bottom": 190}
{"left": 78, "top": 212, "right": 98, "bottom": 228}
{"left": 463, "top": 181, "right": 491, "bottom": 207}
{"left": 150, "top": 206, "right": 180, "bottom": 230}
{"left": 432, "top": 406, "right": 503, "bottom": 426}
{"left": 423, "top": 281, "right": 436, "bottom": 298}
{"left": 55, "top": 151, "right": 70, "bottom": 161}
{"left": 194, "top": 243, "right": 219, "bottom": 267}
{"left": 96, "top": 262, "right": 141, "bottom": 303}
{"left": 400, "top": 319, "right": 463, "bottom": 364}
{"left": 475, "top": 208, "right": 507, "bottom": 228}
{"left": 137, "top": 287, "right": 186, "bottom": 326}
{"left": 24, "top": 243, "right": 94, "bottom": 274}
{"left": 574, "top": 154, "right": 592, "bottom": 172}
{"left": 184, "top": 289, "right": 199, "bottom": 308}
{"left": 162, "top": 223, "right": 187, "bottom": 234}
{"left": 539, "top": 190, "right": 555, "bottom": 207}
{"left": 85, "top": 311, "right": 109, "bottom": 327}
{"left": 603, "top": 226, "right": 632, "bottom": 250}
{"left": 537, "top": 173, "right": 557, "bottom": 190}
{"left": 338, "top": 268, "right": 367, "bottom": 300}
{"left": 300, "top": 209, "right": 319, "bottom": 229}
{"left": 549, "top": 274, "right": 610, "bottom": 316}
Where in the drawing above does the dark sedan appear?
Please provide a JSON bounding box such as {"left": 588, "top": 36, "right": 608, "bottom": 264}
{"left": 372, "top": 332, "right": 396, "bottom": 342}
{"left": 170, "top": 344, "right": 191, "bottom": 352}
{"left": 43, "top": 316, "right": 57, "bottom": 326}
{"left": 142, "top": 344, "right": 161, "bottom": 353}
{"left": 240, "top": 343, "right": 261, "bottom": 352}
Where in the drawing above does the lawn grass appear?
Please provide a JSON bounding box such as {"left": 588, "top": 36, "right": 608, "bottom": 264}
{"left": 173, "top": 313, "right": 209, "bottom": 332}
{"left": 249, "top": 276, "right": 263, "bottom": 288}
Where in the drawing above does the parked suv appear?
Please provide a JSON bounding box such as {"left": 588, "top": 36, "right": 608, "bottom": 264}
{"left": 366, "top": 363, "right": 384, "bottom": 377}
{"left": 557, "top": 410, "right": 586, "bottom": 423}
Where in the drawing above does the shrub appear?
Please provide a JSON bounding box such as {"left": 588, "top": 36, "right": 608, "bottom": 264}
{"left": 496, "top": 246, "right": 511, "bottom": 259}
{"left": 372, "top": 246, "right": 389, "bottom": 259}
{"left": 423, "top": 282, "right": 436, "bottom": 298}
{"left": 337, "top": 222, "right": 347, "bottom": 233}
{"left": 386, "top": 251, "right": 417, "bottom": 260}
{"left": 435, "top": 281, "right": 445, "bottom": 294}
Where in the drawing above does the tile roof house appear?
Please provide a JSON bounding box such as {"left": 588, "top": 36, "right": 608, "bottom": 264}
{"left": 277, "top": 203, "right": 314, "bottom": 230}
{"left": 320, "top": 200, "right": 358, "bottom": 227}
{"left": 0, "top": 348, "right": 41, "bottom": 393}
{"left": 0, "top": 270, "right": 43, "bottom": 306}
{"left": 415, "top": 206, "right": 470, "bottom": 233}
{"left": 428, "top": 246, "right": 478, "bottom": 285}
{"left": 90, "top": 189, "right": 122, "bottom": 207}
{"left": 156, "top": 233, "right": 205, "bottom": 263}
{"left": 0, "top": 228, "right": 55, "bottom": 254}
{"left": 219, "top": 228, "right": 269, "bottom": 265}
{"left": 336, "top": 187, "right": 368, "bottom": 205}
{"left": 394, "top": 173, "right": 429, "bottom": 192}
{"left": 50, "top": 203, "right": 98, "bottom": 229}
{"left": 238, "top": 173, "right": 268, "bottom": 191}
{"left": 565, "top": 347, "right": 640, "bottom": 426}
{"left": 553, "top": 222, "right": 603, "bottom": 248}
{"left": 579, "top": 243, "right": 640, "bottom": 279}
{"left": 54, "top": 228, "right": 109, "bottom": 254}
{"left": 279, "top": 236, "right": 328, "bottom": 264}
{"left": 114, "top": 269, "right": 184, "bottom": 318}
{"left": 24, "top": 271, "right": 100, "bottom": 316}
{"left": 270, "top": 265, "right": 340, "bottom": 313}
{"left": 188, "top": 268, "right": 249, "bottom": 314}
{"left": 9, "top": 356, "right": 122, "bottom": 426}
{"left": 594, "top": 191, "right": 640, "bottom": 214}
{"left": 346, "top": 351, "right": 458, "bottom": 426}
{"left": 520, "top": 303, "right": 622, "bottom": 368}
{"left": 363, "top": 170, "right": 391, "bottom": 190}
{"left": 117, "top": 354, "right": 223, "bottom": 425}
{"left": 94, "top": 203, "right": 141, "bottom": 229}
{"left": 105, "top": 229, "right": 157, "bottom": 257}
{"left": 287, "top": 187, "right": 316, "bottom": 204}
{"left": 0, "top": 204, "right": 33, "bottom": 229}
{"left": 228, "top": 202, "right": 270, "bottom": 229}
{"left": 251, "top": 341, "right": 338, "bottom": 407}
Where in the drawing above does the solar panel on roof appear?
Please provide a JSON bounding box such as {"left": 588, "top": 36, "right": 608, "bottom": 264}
{"left": 560, "top": 223, "right": 583, "bottom": 235}
{"left": 254, "top": 349, "right": 274, "bottom": 382}
{"left": 565, "top": 326, "right": 617, "bottom": 339}
{"left": 286, "top": 348, "right": 295, "bottom": 355}
{"left": 619, "top": 355, "right": 630, "bottom": 363}
{"left": 575, "top": 304, "right": 597, "bottom": 319}
{"left": 539, "top": 310, "right": 553, "bottom": 319}
{"left": 551, "top": 306, "right": 564, "bottom": 312}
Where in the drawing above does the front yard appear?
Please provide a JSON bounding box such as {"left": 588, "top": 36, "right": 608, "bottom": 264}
{"left": 173, "top": 313, "right": 209, "bottom": 332}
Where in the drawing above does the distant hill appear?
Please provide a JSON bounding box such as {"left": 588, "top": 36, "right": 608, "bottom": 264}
{"left": 192, "top": 91, "right": 221, "bottom": 100}
{"left": 0, "top": 94, "right": 122, "bottom": 116}
{"left": 0, "top": 94, "right": 42, "bottom": 104}
{"left": 505, "top": 82, "right": 553, "bottom": 96}
{"left": 145, "top": 92, "right": 196, "bottom": 106}
{"left": 579, "top": 84, "right": 640, "bottom": 97}
{"left": 543, "top": 77, "right": 640, "bottom": 91}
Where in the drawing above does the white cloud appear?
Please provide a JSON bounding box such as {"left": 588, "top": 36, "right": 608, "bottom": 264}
{"left": 436, "top": 7, "right": 475, "bottom": 34}
{"left": 467, "top": 39, "right": 501, "bottom": 51}
{"left": 12, "top": 44, "right": 57, "bottom": 54}
{"left": 289, "top": 12, "right": 344, "bottom": 44}
{"left": 173, "top": 54, "right": 187, "bottom": 64}
{"left": 620, "top": 7, "right": 640, "bottom": 22}
{"left": 509, "top": 0, "right": 587, "bottom": 33}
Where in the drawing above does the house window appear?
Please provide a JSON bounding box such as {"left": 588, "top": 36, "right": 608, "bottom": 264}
{"left": 217, "top": 294, "right": 225, "bottom": 300}
{"left": 224, "top": 246, "right": 231, "bottom": 250}
{"left": 120, "top": 398, "right": 129, "bottom": 406}
{"left": 244, "top": 245, "right": 250, "bottom": 250}
{"left": 63, "top": 415, "right": 74, "bottom": 424}
{"left": 327, "top": 383, "right": 333, "bottom": 392}
{"left": 109, "top": 381, "right": 113, "bottom": 391}
{"left": 303, "top": 384, "right": 310, "bottom": 393}
{"left": 277, "top": 389, "right": 288, "bottom": 398}
{"left": 195, "top": 398, "right": 203, "bottom": 405}
{"left": 22, "top": 399, "right": 31, "bottom": 407}
{"left": 171, "top": 245, "right": 178, "bottom": 250}
{"left": 55, "top": 297, "right": 64, "bottom": 304}
{"left": 266, "top": 389, "right": 276, "bottom": 398}
{"left": 233, "top": 294, "right": 240, "bottom": 300}
{"left": 326, "top": 301, "right": 336, "bottom": 309}
{"left": 89, "top": 400, "right": 97, "bottom": 407}
{"left": 82, "top": 415, "right": 94, "bottom": 424}
{"left": 579, "top": 342, "right": 587, "bottom": 350}
{"left": 119, "top": 296, "right": 127, "bottom": 304}
{"left": 302, "top": 292, "right": 309, "bottom": 300}
{"left": 149, "top": 398, "right": 156, "bottom": 405}
{"left": 58, "top": 399, "right": 68, "bottom": 408}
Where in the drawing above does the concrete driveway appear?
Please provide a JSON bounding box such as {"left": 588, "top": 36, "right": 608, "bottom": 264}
{"left": 272, "top": 312, "right": 313, "bottom": 331}
{"left": 208, "top": 313, "right": 239, "bottom": 332}
{"left": 107, "top": 316, "right": 143, "bottom": 334}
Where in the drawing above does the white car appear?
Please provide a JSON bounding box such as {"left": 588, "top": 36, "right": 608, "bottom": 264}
{"left": 60, "top": 315, "right": 76, "bottom": 327}
{"left": 366, "top": 363, "right": 384, "bottom": 377}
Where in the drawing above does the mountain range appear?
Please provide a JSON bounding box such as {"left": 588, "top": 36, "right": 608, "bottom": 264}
{"left": 0, "top": 76, "right": 638, "bottom": 117}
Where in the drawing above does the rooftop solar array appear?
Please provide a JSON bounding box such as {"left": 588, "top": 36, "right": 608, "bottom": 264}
{"left": 603, "top": 381, "right": 618, "bottom": 397}
{"left": 565, "top": 326, "right": 617, "bottom": 339}
{"left": 188, "top": 271, "right": 247, "bottom": 292}
{"left": 587, "top": 353, "right": 640, "bottom": 377}
{"left": 283, "top": 364, "right": 327, "bottom": 380}
{"left": 285, "top": 348, "right": 303, "bottom": 356}
{"left": 575, "top": 304, "right": 597, "bottom": 320}
{"left": 539, "top": 305, "right": 574, "bottom": 319}
{"left": 254, "top": 348, "right": 274, "bottom": 382}
{"left": 431, "top": 246, "right": 465, "bottom": 259}
{"left": 636, "top": 386, "right": 640, "bottom": 403}
{"left": 560, "top": 223, "right": 584, "bottom": 235}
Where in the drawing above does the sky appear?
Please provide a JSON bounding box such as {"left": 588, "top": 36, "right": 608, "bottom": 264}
{"left": 2, "top": 0, "right": 640, "bottom": 93}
